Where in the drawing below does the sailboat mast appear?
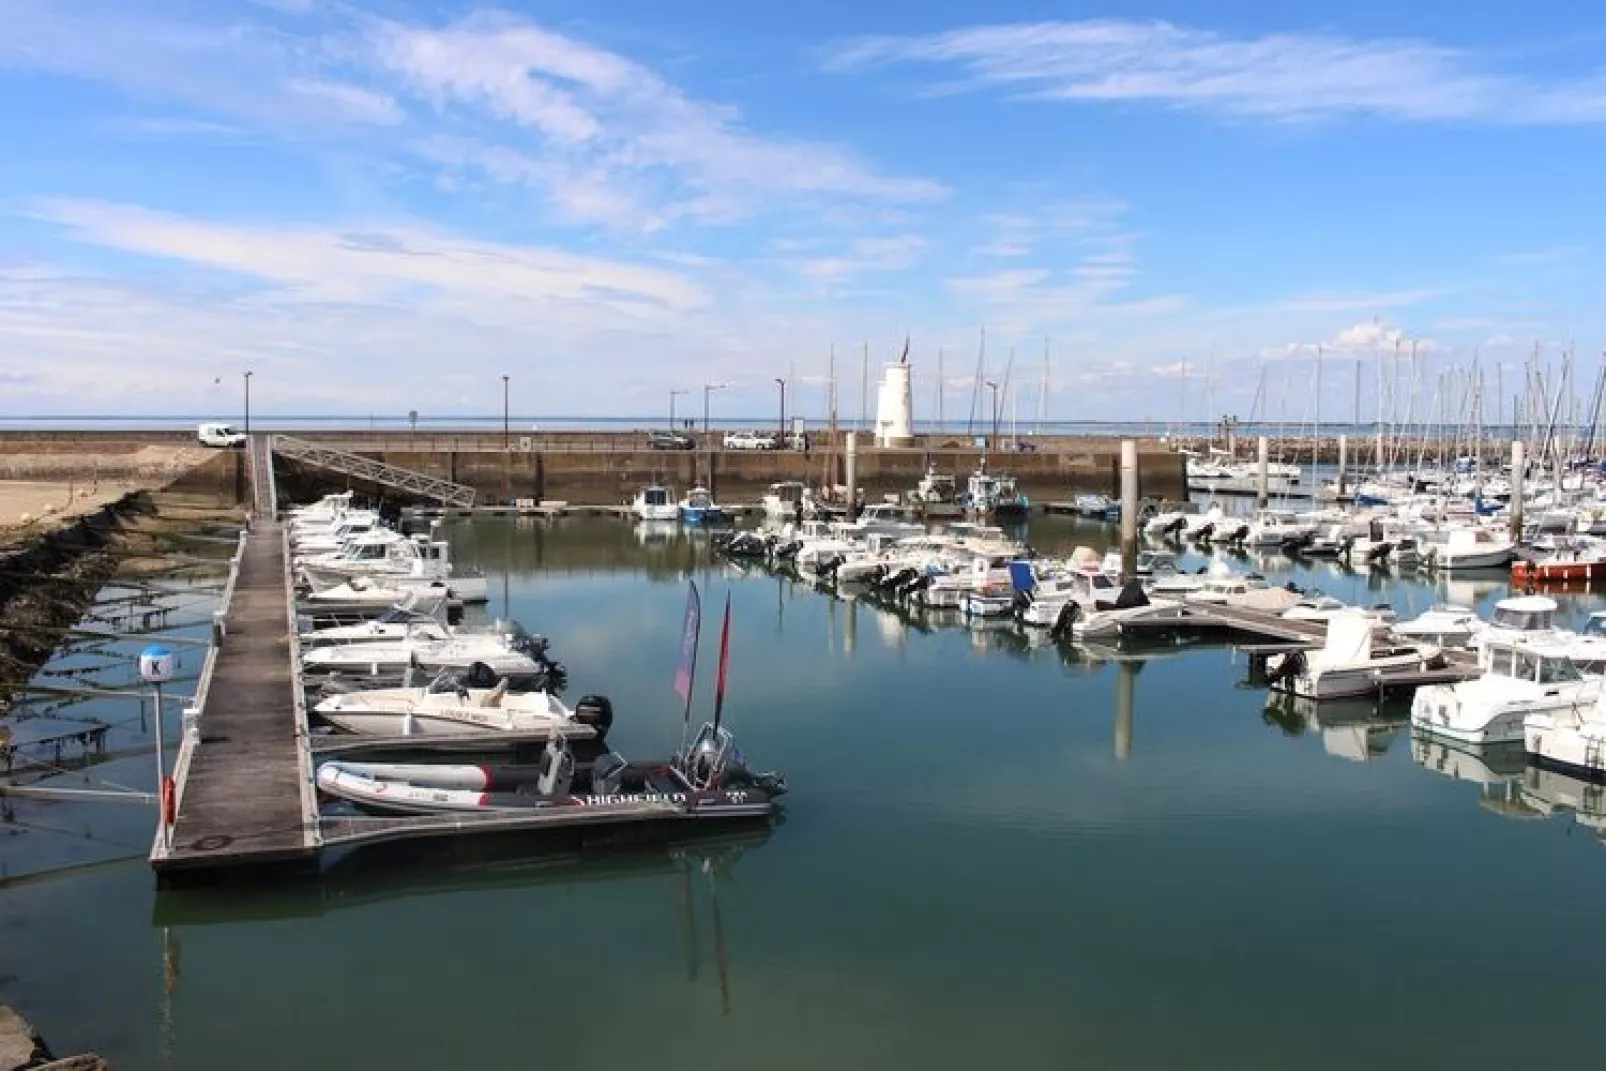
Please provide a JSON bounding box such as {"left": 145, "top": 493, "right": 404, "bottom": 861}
{"left": 1038, "top": 337, "right": 1049, "bottom": 435}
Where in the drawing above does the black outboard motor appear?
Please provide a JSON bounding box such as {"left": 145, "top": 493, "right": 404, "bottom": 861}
{"left": 1049, "top": 600, "right": 1080, "bottom": 640}
{"left": 1264, "top": 649, "right": 1306, "bottom": 685}
{"left": 1163, "top": 516, "right": 1187, "bottom": 537}
{"left": 573, "top": 694, "right": 614, "bottom": 738}
{"left": 462, "top": 661, "right": 500, "bottom": 690}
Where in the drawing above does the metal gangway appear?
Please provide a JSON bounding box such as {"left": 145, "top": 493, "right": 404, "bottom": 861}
{"left": 270, "top": 435, "right": 477, "bottom": 508}
{"left": 248, "top": 433, "right": 277, "bottom": 520}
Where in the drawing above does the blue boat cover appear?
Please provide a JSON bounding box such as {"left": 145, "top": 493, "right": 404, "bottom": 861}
{"left": 1008, "top": 561, "right": 1035, "bottom": 592}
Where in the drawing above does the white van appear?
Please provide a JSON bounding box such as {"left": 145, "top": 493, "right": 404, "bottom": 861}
{"left": 197, "top": 422, "right": 247, "bottom": 448}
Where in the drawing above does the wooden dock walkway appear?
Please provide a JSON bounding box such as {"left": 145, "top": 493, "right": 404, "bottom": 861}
{"left": 151, "top": 523, "right": 320, "bottom": 878}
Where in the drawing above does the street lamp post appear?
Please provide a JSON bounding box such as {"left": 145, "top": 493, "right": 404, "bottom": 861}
{"left": 243, "top": 371, "right": 253, "bottom": 437}
{"left": 670, "top": 388, "right": 687, "bottom": 430}
{"left": 501, "top": 375, "right": 510, "bottom": 450}
{"left": 774, "top": 377, "right": 786, "bottom": 446}
{"left": 703, "top": 382, "right": 726, "bottom": 435}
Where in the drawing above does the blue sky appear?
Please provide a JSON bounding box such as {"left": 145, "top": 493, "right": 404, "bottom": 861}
{"left": 1, "top": 0, "right": 1603, "bottom": 421}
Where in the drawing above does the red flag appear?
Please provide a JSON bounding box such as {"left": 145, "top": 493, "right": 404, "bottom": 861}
{"left": 712, "top": 593, "right": 732, "bottom": 730}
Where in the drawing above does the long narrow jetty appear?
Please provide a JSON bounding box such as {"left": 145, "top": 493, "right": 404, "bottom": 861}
{"left": 151, "top": 521, "right": 320, "bottom": 878}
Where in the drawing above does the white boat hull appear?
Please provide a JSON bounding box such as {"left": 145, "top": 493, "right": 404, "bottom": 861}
{"left": 1525, "top": 715, "right": 1606, "bottom": 778}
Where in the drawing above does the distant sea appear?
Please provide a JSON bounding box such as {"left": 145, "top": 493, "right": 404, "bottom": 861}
{"left": 0, "top": 414, "right": 1530, "bottom": 439}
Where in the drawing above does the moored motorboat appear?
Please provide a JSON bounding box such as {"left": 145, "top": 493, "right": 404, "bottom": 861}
{"left": 1266, "top": 611, "right": 1443, "bottom": 701}
{"left": 302, "top": 626, "right": 561, "bottom": 679}
{"left": 316, "top": 721, "right": 784, "bottom": 820}
{"left": 313, "top": 662, "right": 610, "bottom": 737}
{"left": 1393, "top": 604, "right": 1484, "bottom": 648}
{"left": 1412, "top": 637, "right": 1599, "bottom": 746}
{"left": 680, "top": 486, "right": 727, "bottom": 525}
{"left": 632, "top": 485, "right": 679, "bottom": 522}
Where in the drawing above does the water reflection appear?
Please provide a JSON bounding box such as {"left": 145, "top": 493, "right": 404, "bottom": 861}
{"left": 1263, "top": 694, "right": 1409, "bottom": 763}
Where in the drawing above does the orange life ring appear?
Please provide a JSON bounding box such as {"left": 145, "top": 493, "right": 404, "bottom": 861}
{"left": 160, "top": 776, "right": 176, "bottom": 827}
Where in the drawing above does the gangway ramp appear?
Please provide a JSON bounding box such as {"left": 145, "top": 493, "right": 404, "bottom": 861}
{"left": 270, "top": 435, "right": 476, "bottom": 508}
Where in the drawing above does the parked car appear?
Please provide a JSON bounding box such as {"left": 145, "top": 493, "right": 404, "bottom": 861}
{"left": 723, "top": 431, "right": 777, "bottom": 450}
{"left": 647, "top": 429, "right": 696, "bottom": 450}
{"left": 197, "top": 422, "right": 247, "bottom": 448}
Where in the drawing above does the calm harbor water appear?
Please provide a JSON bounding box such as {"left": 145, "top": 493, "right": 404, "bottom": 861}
{"left": 5, "top": 515, "right": 1606, "bottom": 1069}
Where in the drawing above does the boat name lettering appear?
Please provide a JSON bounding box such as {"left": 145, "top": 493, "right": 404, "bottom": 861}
{"left": 577, "top": 792, "right": 688, "bottom": 806}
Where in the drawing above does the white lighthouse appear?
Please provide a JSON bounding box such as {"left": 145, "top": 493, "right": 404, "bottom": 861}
{"left": 874, "top": 349, "right": 914, "bottom": 447}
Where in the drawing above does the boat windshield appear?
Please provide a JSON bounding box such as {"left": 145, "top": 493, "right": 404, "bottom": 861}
{"left": 1539, "top": 656, "right": 1583, "bottom": 684}
{"left": 1583, "top": 615, "right": 1606, "bottom": 638}
{"left": 1489, "top": 606, "right": 1552, "bottom": 631}
{"left": 376, "top": 604, "right": 427, "bottom": 624}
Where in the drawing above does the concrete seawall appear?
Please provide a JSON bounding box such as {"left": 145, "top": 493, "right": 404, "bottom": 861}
{"left": 272, "top": 436, "right": 1187, "bottom": 505}
{"left": 0, "top": 431, "right": 1187, "bottom": 506}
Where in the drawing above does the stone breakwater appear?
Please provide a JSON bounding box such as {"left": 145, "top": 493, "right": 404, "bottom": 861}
{"left": 0, "top": 491, "right": 156, "bottom": 705}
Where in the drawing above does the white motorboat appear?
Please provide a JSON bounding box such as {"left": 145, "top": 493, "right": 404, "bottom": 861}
{"left": 1282, "top": 593, "right": 1395, "bottom": 624}
{"left": 1478, "top": 594, "right": 1565, "bottom": 647}
{"left": 761, "top": 481, "right": 812, "bottom": 520}
{"left": 301, "top": 577, "right": 452, "bottom": 616}
{"left": 299, "top": 598, "right": 450, "bottom": 645}
{"left": 1144, "top": 508, "right": 1192, "bottom": 538}
{"left": 302, "top": 625, "right": 554, "bottom": 676}
{"left": 631, "top": 485, "right": 679, "bottom": 522}
{"left": 1184, "top": 567, "right": 1299, "bottom": 612}
{"left": 1267, "top": 611, "right": 1442, "bottom": 701}
{"left": 1412, "top": 637, "right": 1599, "bottom": 746}
{"left": 291, "top": 512, "right": 382, "bottom": 555}
{"left": 834, "top": 503, "right": 925, "bottom": 541}
{"left": 1242, "top": 509, "right": 1316, "bottom": 548}
{"left": 1393, "top": 604, "right": 1485, "bottom": 648}
{"left": 312, "top": 664, "right": 610, "bottom": 737}
{"left": 1426, "top": 527, "right": 1515, "bottom": 571}
{"left": 1524, "top": 688, "right": 1606, "bottom": 780}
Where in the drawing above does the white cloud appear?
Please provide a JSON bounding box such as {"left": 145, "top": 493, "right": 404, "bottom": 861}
{"left": 1262, "top": 319, "right": 1436, "bottom": 360}
{"left": 371, "top": 11, "right": 945, "bottom": 227}
{"left": 798, "top": 235, "right": 927, "bottom": 279}
{"left": 29, "top": 199, "right": 707, "bottom": 312}
{"left": 825, "top": 19, "right": 1606, "bottom": 124}
{"left": 285, "top": 78, "right": 402, "bottom": 125}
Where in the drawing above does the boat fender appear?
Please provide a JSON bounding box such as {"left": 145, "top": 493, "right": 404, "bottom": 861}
{"left": 574, "top": 694, "right": 614, "bottom": 736}
{"left": 160, "top": 776, "right": 176, "bottom": 827}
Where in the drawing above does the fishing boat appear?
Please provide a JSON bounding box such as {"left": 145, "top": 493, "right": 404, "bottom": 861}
{"left": 312, "top": 662, "right": 609, "bottom": 737}
{"left": 679, "top": 486, "right": 727, "bottom": 525}
{"left": 1266, "top": 611, "right": 1443, "bottom": 701}
{"left": 1412, "top": 637, "right": 1600, "bottom": 746}
{"left": 632, "top": 485, "right": 679, "bottom": 522}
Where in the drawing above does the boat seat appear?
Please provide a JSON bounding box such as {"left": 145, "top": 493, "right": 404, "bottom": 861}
{"left": 480, "top": 678, "right": 508, "bottom": 708}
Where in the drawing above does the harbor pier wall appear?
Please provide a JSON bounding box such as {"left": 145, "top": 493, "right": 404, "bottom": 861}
{"left": 0, "top": 431, "right": 1185, "bottom": 506}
